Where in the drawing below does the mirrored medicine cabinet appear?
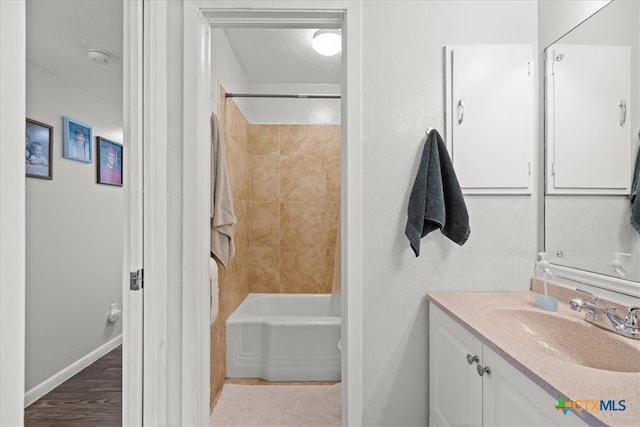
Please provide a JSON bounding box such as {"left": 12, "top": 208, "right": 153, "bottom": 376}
{"left": 543, "top": 0, "right": 640, "bottom": 294}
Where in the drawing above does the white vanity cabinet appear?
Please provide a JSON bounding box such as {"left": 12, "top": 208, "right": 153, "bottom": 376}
{"left": 429, "top": 304, "right": 585, "bottom": 427}
{"left": 429, "top": 303, "right": 482, "bottom": 425}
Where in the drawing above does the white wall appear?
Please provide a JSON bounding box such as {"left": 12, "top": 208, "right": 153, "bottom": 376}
{"left": 25, "top": 62, "right": 123, "bottom": 393}
{"left": 360, "top": 2, "right": 538, "bottom": 425}
{"left": 212, "top": 27, "right": 251, "bottom": 113}
{"left": 537, "top": 0, "right": 610, "bottom": 48}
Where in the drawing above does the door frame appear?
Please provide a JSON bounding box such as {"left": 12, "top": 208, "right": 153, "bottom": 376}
{"left": 127, "top": 1, "right": 362, "bottom": 424}
{"left": 197, "top": 0, "right": 363, "bottom": 425}
{"left": 197, "top": 3, "right": 363, "bottom": 424}
{"left": 0, "top": 1, "right": 26, "bottom": 425}
{"left": 123, "top": 1, "right": 144, "bottom": 425}
{"left": 202, "top": 4, "right": 364, "bottom": 423}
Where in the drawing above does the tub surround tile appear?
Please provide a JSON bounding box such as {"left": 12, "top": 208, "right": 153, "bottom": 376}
{"left": 280, "top": 202, "right": 333, "bottom": 248}
{"left": 325, "top": 125, "right": 341, "bottom": 156}
{"left": 210, "top": 324, "right": 227, "bottom": 395}
{"left": 218, "top": 265, "right": 240, "bottom": 318}
{"left": 326, "top": 155, "right": 341, "bottom": 202}
{"left": 232, "top": 200, "right": 250, "bottom": 254}
{"left": 224, "top": 135, "right": 241, "bottom": 198}
{"left": 223, "top": 100, "right": 240, "bottom": 143}
{"left": 238, "top": 114, "right": 249, "bottom": 152}
{"left": 250, "top": 155, "right": 280, "bottom": 201}
{"left": 247, "top": 123, "right": 340, "bottom": 295}
{"left": 326, "top": 202, "right": 340, "bottom": 246}
{"left": 280, "top": 156, "right": 326, "bottom": 201}
{"left": 249, "top": 202, "right": 280, "bottom": 247}
{"left": 249, "top": 125, "right": 279, "bottom": 155}
{"left": 280, "top": 125, "right": 327, "bottom": 156}
{"left": 239, "top": 153, "right": 251, "bottom": 201}
{"left": 217, "top": 85, "right": 227, "bottom": 123}
{"left": 280, "top": 248, "right": 332, "bottom": 293}
{"left": 233, "top": 248, "right": 251, "bottom": 296}
{"left": 249, "top": 247, "right": 281, "bottom": 293}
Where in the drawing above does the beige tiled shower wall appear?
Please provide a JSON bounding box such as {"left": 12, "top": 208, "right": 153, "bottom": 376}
{"left": 249, "top": 124, "right": 341, "bottom": 294}
{"left": 210, "top": 90, "right": 251, "bottom": 407}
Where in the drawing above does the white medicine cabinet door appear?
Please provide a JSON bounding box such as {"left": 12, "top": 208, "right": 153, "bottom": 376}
{"left": 546, "top": 45, "right": 631, "bottom": 194}
{"left": 445, "top": 44, "right": 534, "bottom": 194}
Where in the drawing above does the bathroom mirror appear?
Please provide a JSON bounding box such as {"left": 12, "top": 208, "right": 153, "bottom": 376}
{"left": 544, "top": 0, "right": 640, "bottom": 286}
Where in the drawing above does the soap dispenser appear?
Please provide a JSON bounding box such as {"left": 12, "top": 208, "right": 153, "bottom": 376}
{"left": 609, "top": 252, "right": 630, "bottom": 278}
{"left": 533, "top": 252, "right": 557, "bottom": 311}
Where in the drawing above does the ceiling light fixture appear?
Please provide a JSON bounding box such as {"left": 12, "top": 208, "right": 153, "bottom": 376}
{"left": 312, "top": 29, "right": 341, "bottom": 56}
{"left": 86, "top": 48, "right": 114, "bottom": 65}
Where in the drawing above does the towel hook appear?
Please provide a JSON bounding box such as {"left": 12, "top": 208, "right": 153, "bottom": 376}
{"left": 426, "top": 127, "right": 434, "bottom": 135}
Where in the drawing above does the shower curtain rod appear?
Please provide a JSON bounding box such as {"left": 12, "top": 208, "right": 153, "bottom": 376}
{"left": 225, "top": 92, "right": 341, "bottom": 99}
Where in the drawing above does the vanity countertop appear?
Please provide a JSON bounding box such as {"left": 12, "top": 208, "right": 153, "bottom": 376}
{"left": 427, "top": 291, "right": 640, "bottom": 427}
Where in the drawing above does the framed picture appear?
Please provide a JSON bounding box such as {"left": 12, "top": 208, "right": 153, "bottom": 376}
{"left": 26, "top": 118, "right": 53, "bottom": 180}
{"left": 63, "top": 116, "right": 92, "bottom": 163}
{"left": 97, "top": 137, "right": 123, "bottom": 187}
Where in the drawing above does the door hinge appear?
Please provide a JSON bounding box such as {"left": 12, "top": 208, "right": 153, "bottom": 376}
{"left": 551, "top": 162, "right": 555, "bottom": 176}
{"left": 527, "top": 61, "right": 531, "bottom": 76}
{"left": 528, "top": 162, "right": 531, "bottom": 176}
{"left": 130, "top": 269, "right": 143, "bottom": 291}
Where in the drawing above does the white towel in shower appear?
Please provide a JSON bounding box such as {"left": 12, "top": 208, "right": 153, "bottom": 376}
{"left": 210, "top": 257, "right": 219, "bottom": 325}
{"left": 210, "top": 113, "right": 237, "bottom": 269}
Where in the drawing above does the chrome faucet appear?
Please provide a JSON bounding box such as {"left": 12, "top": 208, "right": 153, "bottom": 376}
{"left": 569, "top": 289, "right": 640, "bottom": 340}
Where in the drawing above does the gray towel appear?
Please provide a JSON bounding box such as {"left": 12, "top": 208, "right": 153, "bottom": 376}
{"left": 405, "top": 129, "right": 470, "bottom": 256}
{"left": 631, "top": 144, "right": 640, "bottom": 233}
{"left": 210, "top": 113, "right": 237, "bottom": 269}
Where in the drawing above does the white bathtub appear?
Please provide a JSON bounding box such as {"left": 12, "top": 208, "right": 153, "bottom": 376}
{"left": 226, "top": 293, "right": 341, "bottom": 381}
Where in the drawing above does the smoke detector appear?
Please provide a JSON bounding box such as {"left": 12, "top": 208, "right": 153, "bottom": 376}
{"left": 86, "top": 48, "right": 114, "bottom": 65}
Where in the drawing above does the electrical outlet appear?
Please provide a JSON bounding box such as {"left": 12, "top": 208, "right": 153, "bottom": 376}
{"left": 108, "top": 302, "right": 122, "bottom": 323}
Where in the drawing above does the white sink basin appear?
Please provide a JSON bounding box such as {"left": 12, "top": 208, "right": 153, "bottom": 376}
{"left": 485, "top": 308, "right": 640, "bottom": 373}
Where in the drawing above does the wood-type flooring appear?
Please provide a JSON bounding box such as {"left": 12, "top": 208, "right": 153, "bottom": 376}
{"left": 24, "top": 345, "right": 122, "bottom": 427}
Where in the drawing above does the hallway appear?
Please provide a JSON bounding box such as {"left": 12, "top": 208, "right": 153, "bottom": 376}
{"left": 24, "top": 346, "right": 122, "bottom": 426}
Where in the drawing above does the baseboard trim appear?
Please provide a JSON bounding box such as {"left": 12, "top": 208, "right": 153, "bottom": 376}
{"left": 24, "top": 334, "right": 122, "bottom": 407}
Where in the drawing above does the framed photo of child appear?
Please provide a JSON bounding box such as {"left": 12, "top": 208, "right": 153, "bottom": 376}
{"left": 97, "top": 137, "right": 123, "bottom": 187}
{"left": 63, "top": 116, "right": 92, "bottom": 163}
{"left": 25, "top": 118, "right": 53, "bottom": 180}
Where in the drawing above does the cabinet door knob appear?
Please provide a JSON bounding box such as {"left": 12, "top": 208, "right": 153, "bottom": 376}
{"left": 476, "top": 364, "right": 491, "bottom": 376}
{"left": 457, "top": 99, "right": 465, "bottom": 125}
{"left": 619, "top": 100, "right": 627, "bottom": 126}
{"left": 466, "top": 353, "right": 479, "bottom": 365}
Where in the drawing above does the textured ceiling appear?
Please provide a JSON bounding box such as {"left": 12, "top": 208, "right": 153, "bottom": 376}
{"left": 26, "top": 1, "right": 340, "bottom": 110}
{"left": 27, "top": 0, "right": 124, "bottom": 109}
{"left": 222, "top": 28, "right": 342, "bottom": 84}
